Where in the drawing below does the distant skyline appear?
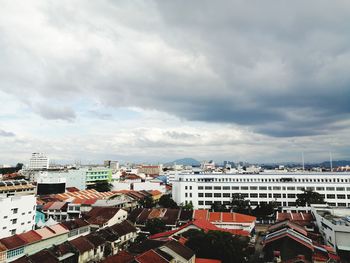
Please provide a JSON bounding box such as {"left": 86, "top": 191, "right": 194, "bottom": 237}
{"left": 1, "top": 1, "right": 350, "bottom": 164}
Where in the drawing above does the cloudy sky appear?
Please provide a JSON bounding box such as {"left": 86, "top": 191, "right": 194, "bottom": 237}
{"left": 1, "top": 0, "right": 350, "bottom": 165}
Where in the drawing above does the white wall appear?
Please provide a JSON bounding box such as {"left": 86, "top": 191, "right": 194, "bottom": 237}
{"left": 0, "top": 195, "right": 36, "bottom": 238}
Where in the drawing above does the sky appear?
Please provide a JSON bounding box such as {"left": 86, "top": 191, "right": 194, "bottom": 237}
{"left": 1, "top": 0, "right": 350, "bottom": 165}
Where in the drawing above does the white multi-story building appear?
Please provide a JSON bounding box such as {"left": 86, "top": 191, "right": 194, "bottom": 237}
{"left": 28, "top": 153, "right": 49, "bottom": 170}
{"left": 0, "top": 195, "right": 36, "bottom": 238}
{"left": 311, "top": 205, "right": 350, "bottom": 259}
{"left": 172, "top": 172, "right": 350, "bottom": 209}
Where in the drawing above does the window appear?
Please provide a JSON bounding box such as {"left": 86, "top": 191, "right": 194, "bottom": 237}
{"left": 273, "top": 194, "right": 281, "bottom": 198}
{"left": 205, "top": 193, "right": 212, "bottom": 198}
{"left": 326, "top": 187, "right": 335, "bottom": 191}
{"left": 10, "top": 229, "right": 16, "bottom": 235}
{"left": 198, "top": 201, "right": 204, "bottom": 205}
{"left": 214, "top": 186, "right": 221, "bottom": 190}
{"left": 198, "top": 193, "right": 204, "bottom": 197}
{"left": 327, "top": 194, "right": 335, "bottom": 199}
{"left": 337, "top": 194, "right": 346, "bottom": 199}
{"left": 273, "top": 187, "right": 281, "bottom": 190}
{"left": 232, "top": 186, "right": 239, "bottom": 190}
{"left": 250, "top": 186, "right": 257, "bottom": 190}
{"left": 205, "top": 186, "right": 212, "bottom": 190}
{"left": 336, "top": 187, "right": 345, "bottom": 191}
{"left": 241, "top": 193, "right": 249, "bottom": 198}
{"left": 12, "top": 208, "right": 18, "bottom": 214}
{"left": 241, "top": 186, "right": 248, "bottom": 190}
{"left": 11, "top": 219, "right": 17, "bottom": 224}
{"left": 316, "top": 187, "right": 325, "bottom": 191}
{"left": 205, "top": 201, "right": 213, "bottom": 205}
{"left": 7, "top": 247, "right": 24, "bottom": 258}
{"left": 287, "top": 187, "right": 295, "bottom": 190}
{"left": 223, "top": 193, "right": 230, "bottom": 198}
{"left": 259, "top": 193, "right": 267, "bottom": 198}
{"left": 223, "top": 186, "right": 230, "bottom": 190}
{"left": 287, "top": 194, "right": 296, "bottom": 198}
{"left": 214, "top": 193, "right": 221, "bottom": 198}
{"left": 250, "top": 193, "right": 258, "bottom": 198}
{"left": 198, "top": 186, "right": 203, "bottom": 190}
{"left": 337, "top": 202, "right": 346, "bottom": 207}
{"left": 259, "top": 186, "right": 267, "bottom": 190}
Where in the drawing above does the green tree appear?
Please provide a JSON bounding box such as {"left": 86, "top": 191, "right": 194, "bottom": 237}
{"left": 252, "top": 202, "right": 277, "bottom": 220}
{"left": 180, "top": 201, "right": 194, "bottom": 210}
{"left": 139, "top": 196, "right": 155, "bottom": 208}
{"left": 296, "top": 189, "right": 325, "bottom": 206}
{"left": 185, "top": 229, "right": 249, "bottom": 263}
{"left": 145, "top": 218, "right": 167, "bottom": 235}
{"left": 230, "top": 193, "right": 252, "bottom": 214}
{"left": 158, "top": 194, "right": 178, "bottom": 208}
{"left": 210, "top": 202, "right": 228, "bottom": 212}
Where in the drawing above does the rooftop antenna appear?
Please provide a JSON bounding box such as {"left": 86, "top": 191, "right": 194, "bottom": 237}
{"left": 329, "top": 152, "right": 333, "bottom": 172}
{"left": 302, "top": 152, "right": 305, "bottom": 171}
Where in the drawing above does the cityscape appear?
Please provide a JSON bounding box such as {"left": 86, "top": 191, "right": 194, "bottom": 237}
{"left": 1, "top": 1, "right": 350, "bottom": 263}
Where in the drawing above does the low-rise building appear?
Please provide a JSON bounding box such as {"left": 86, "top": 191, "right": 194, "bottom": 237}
{"left": 0, "top": 180, "right": 35, "bottom": 198}
{"left": 85, "top": 207, "right": 127, "bottom": 230}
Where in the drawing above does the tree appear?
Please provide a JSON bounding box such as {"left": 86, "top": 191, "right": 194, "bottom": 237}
{"left": 180, "top": 201, "right": 194, "bottom": 210}
{"left": 296, "top": 189, "right": 325, "bottom": 206}
{"left": 230, "top": 193, "right": 252, "bottom": 214}
{"left": 185, "top": 229, "right": 249, "bottom": 263}
{"left": 210, "top": 202, "right": 228, "bottom": 212}
{"left": 158, "top": 194, "right": 178, "bottom": 208}
{"left": 145, "top": 218, "right": 167, "bottom": 235}
{"left": 139, "top": 196, "right": 155, "bottom": 208}
{"left": 252, "top": 202, "right": 277, "bottom": 220}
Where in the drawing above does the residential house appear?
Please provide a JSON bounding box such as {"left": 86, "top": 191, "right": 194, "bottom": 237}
{"left": 84, "top": 207, "right": 127, "bottom": 230}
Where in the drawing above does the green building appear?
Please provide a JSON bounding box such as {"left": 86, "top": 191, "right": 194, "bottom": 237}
{"left": 85, "top": 168, "right": 112, "bottom": 185}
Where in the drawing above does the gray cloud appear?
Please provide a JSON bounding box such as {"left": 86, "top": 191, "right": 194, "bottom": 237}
{"left": 33, "top": 103, "right": 76, "bottom": 121}
{"left": 0, "top": 129, "right": 15, "bottom": 137}
{"left": 0, "top": 0, "right": 350, "bottom": 139}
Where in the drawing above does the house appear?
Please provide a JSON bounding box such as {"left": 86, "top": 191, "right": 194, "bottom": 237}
{"left": 84, "top": 207, "right": 127, "bottom": 229}
{"left": 42, "top": 202, "right": 68, "bottom": 222}
{"left": 109, "top": 220, "right": 138, "bottom": 249}
{"left": 85, "top": 232, "right": 106, "bottom": 261}
{"left": 59, "top": 219, "right": 90, "bottom": 240}
{"left": 158, "top": 240, "right": 195, "bottom": 263}
{"left": 263, "top": 220, "right": 339, "bottom": 262}
{"left": 69, "top": 236, "right": 95, "bottom": 263}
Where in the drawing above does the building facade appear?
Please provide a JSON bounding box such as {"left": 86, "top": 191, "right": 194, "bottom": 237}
{"left": 0, "top": 195, "right": 36, "bottom": 238}
{"left": 28, "top": 153, "right": 49, "bottom": 170}
{"left": 172, "top": 172, "right": 350, "bottom": 209}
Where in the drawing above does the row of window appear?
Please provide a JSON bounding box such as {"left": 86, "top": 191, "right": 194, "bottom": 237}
{"left": 183, "top": 177, "right": 350, "bottom": 183}
{"left": 196, "top": 200, "right": 350, "bottom": 207}
{"left": 194, "top": 193, "right": 350, "bottom": 199}
{"left": 196, "top": 186, "right": 349, "bottom": 191}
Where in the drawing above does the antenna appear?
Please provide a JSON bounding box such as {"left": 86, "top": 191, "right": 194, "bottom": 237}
{"left": 329, "top": 152, "right": 333, "bottom": 172}
{"left": 302, "top": 152, "right": 305, "bottom": 171}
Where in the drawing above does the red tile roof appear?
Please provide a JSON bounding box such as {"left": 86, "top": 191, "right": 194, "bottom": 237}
{"left": 0, "top": 235, "right": 26, "bottom": 249}
{"left": 209, "top": 212, "right": 221, "bottom": 222}
{"left": 86, "top": 207, "right": 121, "bottom": 226}
{"left": 194, "top": 210, "right": 256, "bottom": 224}
{"left": 149, "top": 219, "right": 250, "bottom": 240}
{"left": 193, "top": 210, "right": 208, "bottom": 220}
{"left": 135, "top": 249, "right": 169, "bottom": 263}
{"left": 102, "top": 251, "right": 134, "bottom": 263}
{"left": 17, "top": 230, "right": 42, "bottom": 244}
{"left": 70, "top": 236, "right": 94, "bottom": 253}
{"left": 196, "top": 259, "right": 222, "bottom": 263}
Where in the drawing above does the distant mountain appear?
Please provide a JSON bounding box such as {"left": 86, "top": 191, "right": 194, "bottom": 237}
{"left": 318, "top": 160, "right": 350, "bottom": 168}
{"left": 165, "top": 158, "right": 201, "bottom": 167}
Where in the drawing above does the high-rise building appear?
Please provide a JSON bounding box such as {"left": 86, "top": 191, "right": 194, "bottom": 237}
{"left": 28, "top": 153, "right": 49, "bottom": 170}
